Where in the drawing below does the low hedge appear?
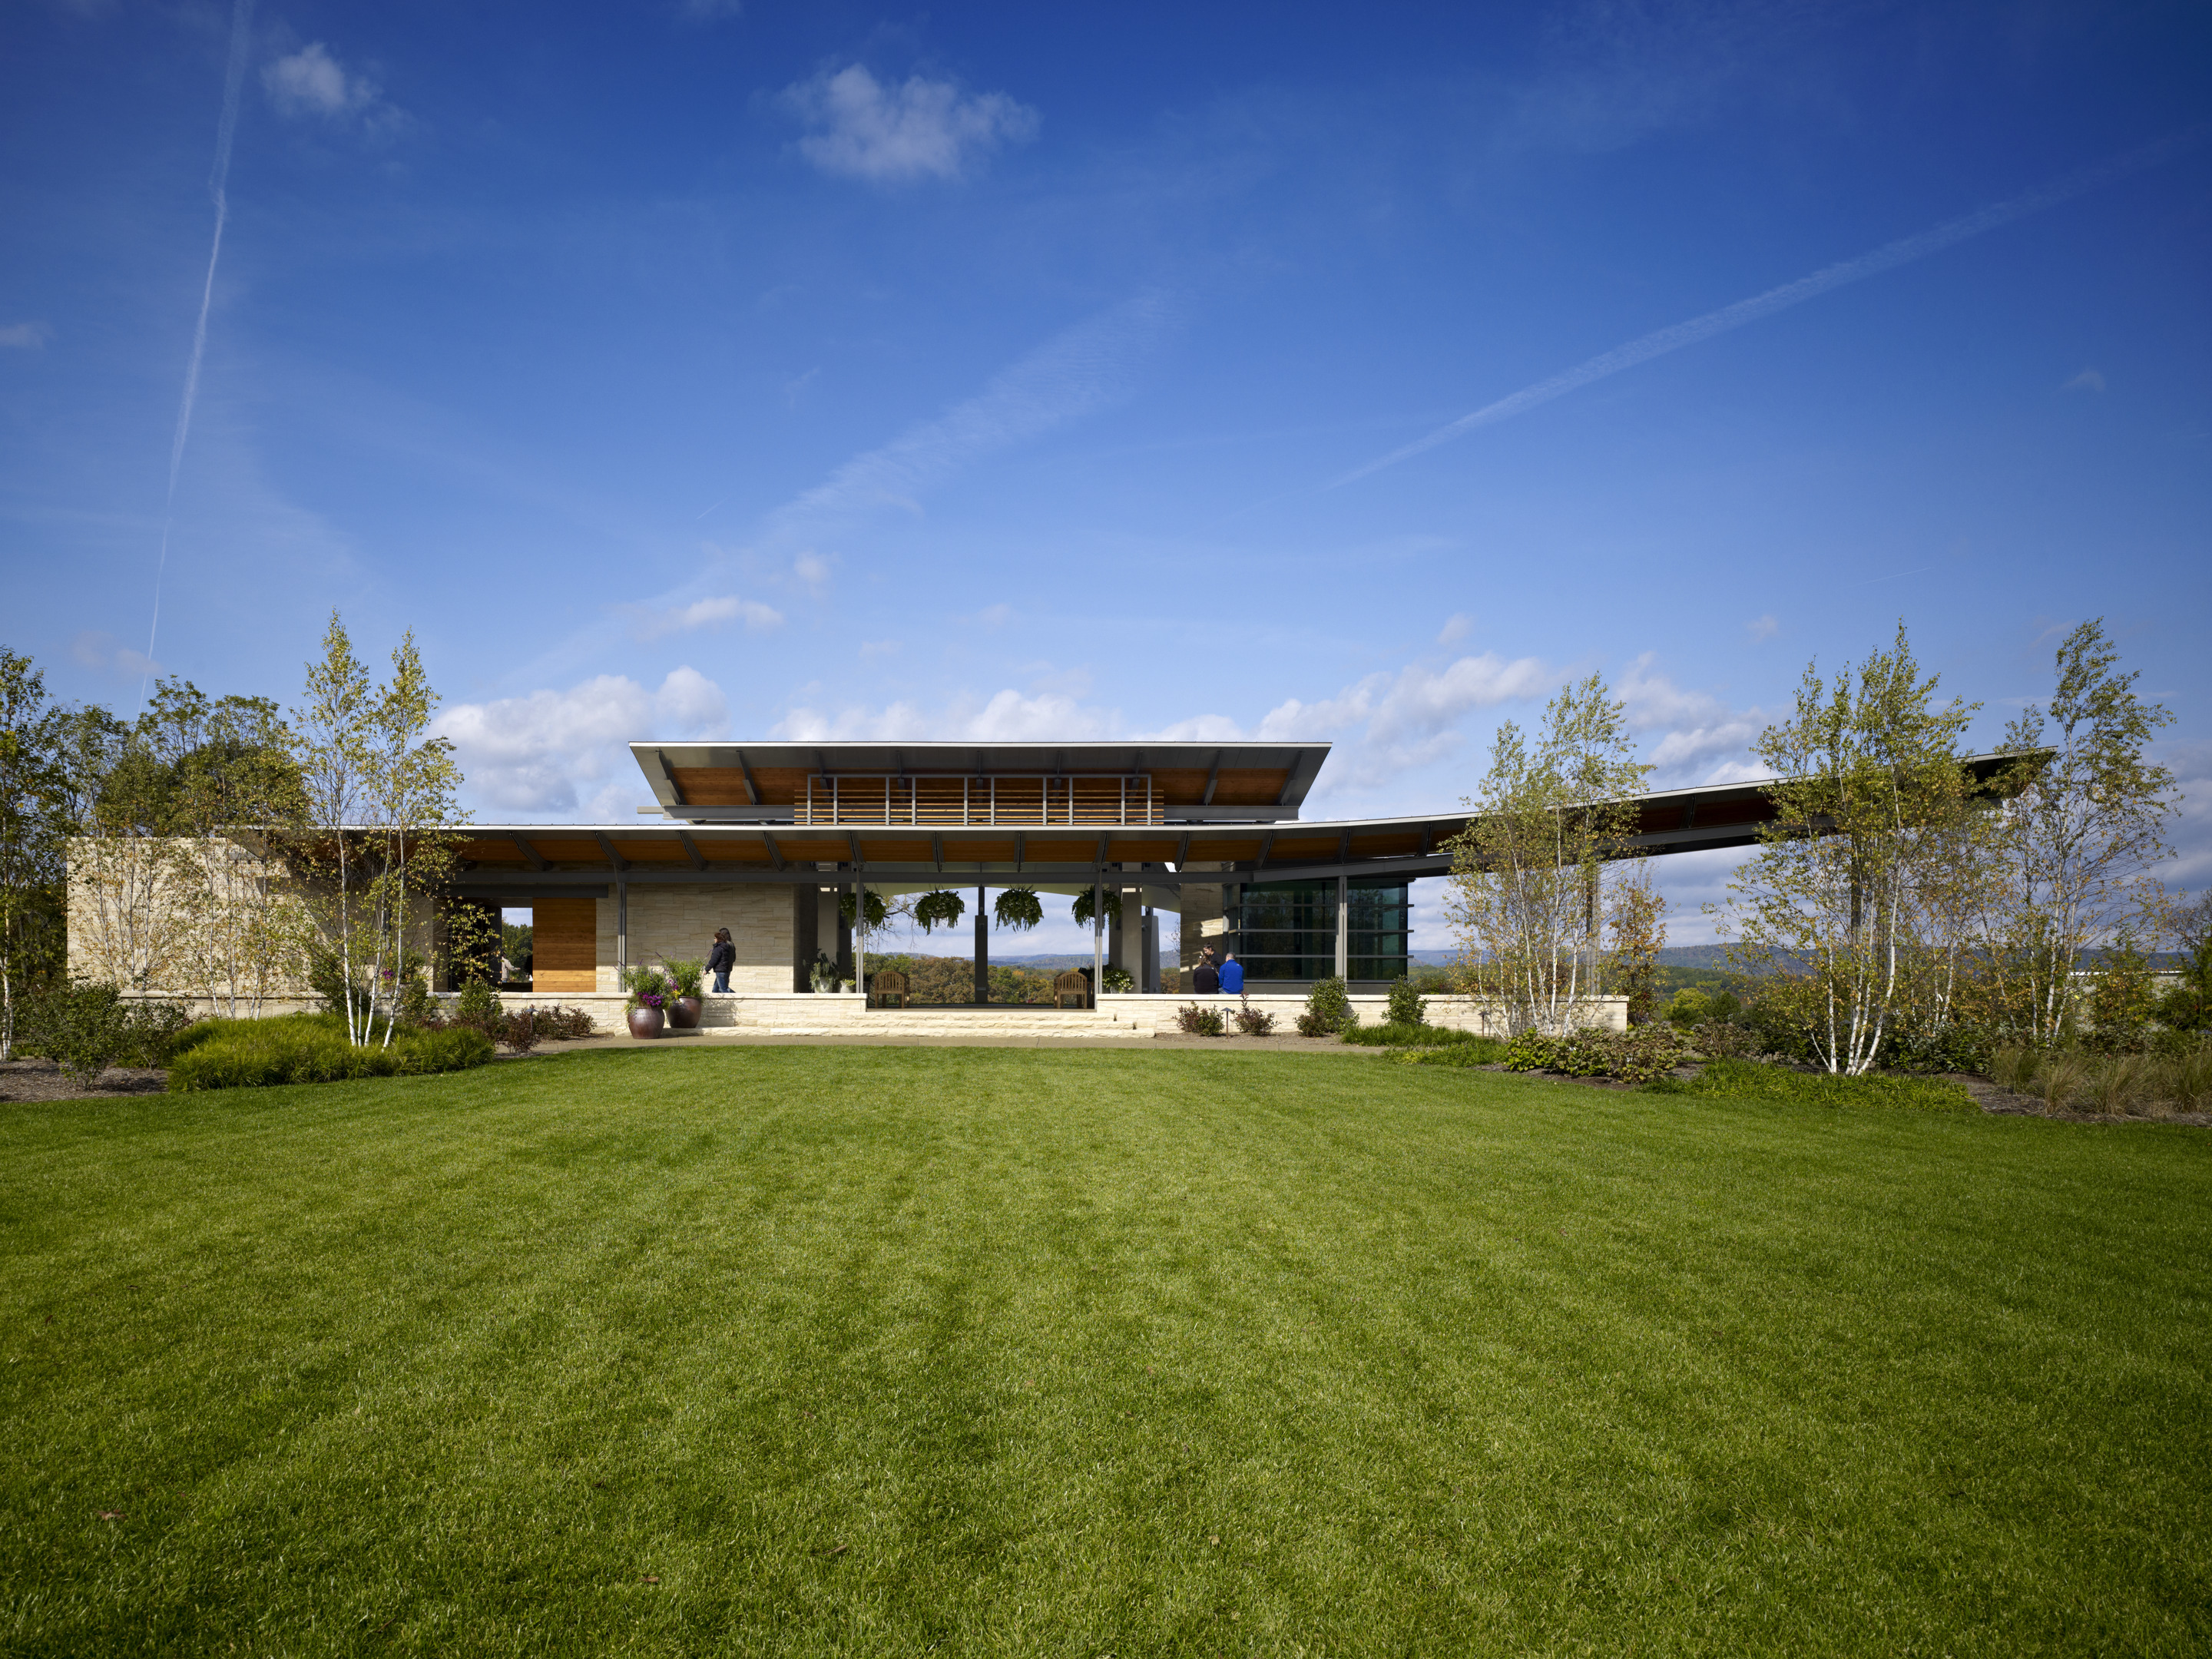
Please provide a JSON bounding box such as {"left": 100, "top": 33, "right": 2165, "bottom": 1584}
{"left": 1342, "top": 1022, "right": 1491, "bottom": 1049}
{"left": 1505, "top": 1025, "right": 1686, "bottom": 1085}
{"left": 167, "top": 1014, "right": 495, "bottom": 1093}
{"left": 1644, "top": 1058, "right": 1973, "bottom": 1113}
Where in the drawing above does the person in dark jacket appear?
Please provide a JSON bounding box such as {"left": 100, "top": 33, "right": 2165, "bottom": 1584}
{"left": 1193, "top": 946, "right": 1219, "bottom": 995}
{"left": 707, "top": 928, "right": 735, "bottom": 993}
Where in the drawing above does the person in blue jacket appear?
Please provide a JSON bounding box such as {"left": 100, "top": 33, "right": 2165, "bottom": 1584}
{"left": 1218, "top": 952, "right": 1244, "bottom": 994}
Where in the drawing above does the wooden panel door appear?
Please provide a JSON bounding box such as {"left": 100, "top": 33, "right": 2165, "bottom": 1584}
{"left": 533, "top": 897, "right": 598, "bottom": 992}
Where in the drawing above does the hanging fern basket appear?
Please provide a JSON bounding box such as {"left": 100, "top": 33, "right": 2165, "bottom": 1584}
{"left": 1070, "top": 888, "right": 1124, "bottom": 928}
{"left": 913, "top": 889, "right": 967, "bottom": 933}
{"left": 992, "top": 887, "right": 1045, "bottom": 932}
{"left": 837, "top": 890, "right": 889, "bottom": 931}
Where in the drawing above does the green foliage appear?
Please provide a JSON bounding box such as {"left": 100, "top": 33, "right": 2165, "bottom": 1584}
{"left": 621, "top": 964, "right": 671, "bottom": 1013}
{"left": 664, "top": 958, "right": 705, "bottom": 998}
{"left": 1175, "top": 1002, "right": 1226, "bottom": 1036}
{"left": 1303, "top": 975, "right": 1356, "bottom": 1035}
{"left": 166, "top": 1013, "right": 493, "bottom": 1091}
{"left": 837, "top": 889, "right": 889, "bottom": 931}
{"left": 1231, "top": 996, "right": 1276, "bottom": 1036}
{"left": 992, "top": 887, "right": 1044, "bottom": 932}
{"left": 1070, "top": 887, "right": 1123, "bottom": 928}
{"left": 1645, "top": 1058, "right": 1974, "bottom": 1113}
{"left": 1385, "top": 975, "right": 1427, "bottom": 1028}
{"left": 1340, "top": 1022, "right": 1487, "bottom": 1049}
{"left": 13, "top": 981, "right": 196, "bottom": 1079}
{"left": 1100, "top": 965, "right": 1134, "bottom": 994}
{"left": 452, "top": 977, "right": 504, "bottom": 1035}
{"left": 2085, "top": 939, "right": 2155, "bottom": 1054}
{"left": 0, "top": 645, "right": 69, "bottom": 1058}
{"left": 1879, "top": 1021, "right": 1995, "bottom": 1075}
{"left": 1504, "top": 1024, "right": 1687, "bottom": 1085}
{"left": 1688, "top": 1019, "right": 1762, "bottom": 1061}
{"left": 913, "top": 890, "right": 967, "bottom": 933}
{"left": 1392, "top": 1036, "right": 1512, "bottom": 1067}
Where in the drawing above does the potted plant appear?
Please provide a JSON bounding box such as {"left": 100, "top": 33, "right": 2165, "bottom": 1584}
{"left": 808, "top": 952, "right": 839, "bottom": 993}
{"left": 623, "top": 964, "right": 670, "bottom": 1039}
{"left": 665, "top": 959, "right": 704, "bottom": 1029}
{"left": 993, "top": 887, "right": 1044, "bottom": 932}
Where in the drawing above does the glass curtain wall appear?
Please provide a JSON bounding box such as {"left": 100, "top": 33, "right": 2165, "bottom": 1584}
{"left": 1231, "top": 878, "right": 1410, "bottom": 982}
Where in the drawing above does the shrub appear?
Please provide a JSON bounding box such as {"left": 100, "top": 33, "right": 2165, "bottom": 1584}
{"left": 1385, "top": 977, "right": 1427, "bottom": 1028}
{"left": 500, "top": 1008, "right": 543, "bottom": 1055}
{"left": 531, "top": 1004, "right": 597, "bottom": 1040}
{"left": 1883, "top": 1022, "right": 1996, "bottom": 1075}
{"left": 1175, "top": 1002, "right": 1226, "bottom": 1036}
{"left": 1644, "top": 1058, "right": 1973, "bottom": 1113}
{"left": 665, "top": 959, "right": 704, "bottom": 998}
{"left": 15, "top": 981, "right": 195, "bottom": 1079}
{"left": 1303, "top": 976, "right": 1357, "bottom": 1035}
{"left": 1665, "top": 988, "right": 1711, "bottom": 1028}
{"left": 167, "top": 1014, "right": 494, "bottom": 1092}
{"left": 452, "top": 978, "right": 503, "bottom": 1039}
{"left": 1690, "top": 1019, "right": 1760, "bottom": 1060}
{"left": 1505, "top": 1024, "right": 1685, "bottom": 1085}
{"left": 1232, "top": 996, "right": 1276, "bottom": 1036}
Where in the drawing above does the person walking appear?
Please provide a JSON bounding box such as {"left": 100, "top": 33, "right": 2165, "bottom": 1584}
{"left": 707, "top": 928, "right": 735, "bottom": 993}
{"left": 1218, "top": 952, "right": 1243, "bottom": 994}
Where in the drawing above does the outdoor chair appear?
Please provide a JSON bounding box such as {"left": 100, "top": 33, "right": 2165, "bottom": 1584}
{"left": 1053, "top": 969, "right": 1090, "bottom": 1009}
{"left": 869, "top": 969, "right": 909, "bottom": 1009}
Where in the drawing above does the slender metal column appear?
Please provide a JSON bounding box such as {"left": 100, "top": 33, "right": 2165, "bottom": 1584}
{"left": 854, "top": 875, "right": 867, "bottom": 1004}
{"left": 1091, "top": 873, "right": 1104, "bottom": 1005}
{"left": 617, "top": 879, "right": 629, "bottom": 979}
{"left": 1333, "top": 873, "right": 1349, "bottom": 981}
{"left": 974, "top": 884, "right": 988, "bottom": 1005}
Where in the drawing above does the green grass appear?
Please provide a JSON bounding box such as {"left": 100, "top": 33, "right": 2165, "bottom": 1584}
{"left": 2, "top": 1050, "right": 2208, "bottom": 1655}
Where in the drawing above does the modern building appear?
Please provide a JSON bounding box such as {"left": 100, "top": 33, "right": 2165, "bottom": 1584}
{"left": 437, "top": 738, "right": 1798, "bottom": 996}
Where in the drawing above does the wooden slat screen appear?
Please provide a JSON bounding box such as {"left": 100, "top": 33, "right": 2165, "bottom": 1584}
{"left": 796, "top": 774, "right": 1160, "bottom": 826}
{"left": 532, "top": 896, "right": 598, "bottom": 993}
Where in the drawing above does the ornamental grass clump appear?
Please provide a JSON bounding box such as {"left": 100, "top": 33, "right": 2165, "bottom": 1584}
{"left": 167, "top": 1013, "right": 493, "bottom": 1092}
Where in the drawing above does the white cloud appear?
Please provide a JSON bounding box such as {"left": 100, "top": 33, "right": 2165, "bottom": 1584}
{"left": 1746, "top": 614, "right": 1778, "bottom": 641}
{"left": 1618, "top": 654, "right": 1767, "bottom": 785}
{"left": 435, "top": 668, "right": 728, "bottom": 816}
{"left": 774, "top": 687, "right": 1114, "bottom": 745}
{"left": 0, "top": 322, "right": 52, "bottom": 349}
{"left": 2065, "top": 368, "right": 2107, "bottom": 393}
{"left": 626, "top": 594, "right": 784, "bottom": 641}
{"left": 69, "top": 630, "right": 157, "bottom": 680}
{"left": 262, "top": 43, "right": 394, "bottom": 127}
{"left": 779, "top": 65, "right": 1039, "bottom": 183}
{"left": 792, "top": 551, "right": 833, "bottom": 591}
{"left": 1436, "top": 613, "right": 1472, "bottom": 646}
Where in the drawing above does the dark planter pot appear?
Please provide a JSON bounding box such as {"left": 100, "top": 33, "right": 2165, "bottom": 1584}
{"left": 668, "top": 995, "right": 703, "bottom": 1030}
{"left": 627, "top": 1005, "right": 665, "bottom": 1040}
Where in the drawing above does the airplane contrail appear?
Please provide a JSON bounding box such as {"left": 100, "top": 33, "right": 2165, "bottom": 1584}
{"left": 1329, "top": 128, "right": 2207, "bottom": 491}
{"left": 141, "top": 0, "right": 257, "bottom": 707}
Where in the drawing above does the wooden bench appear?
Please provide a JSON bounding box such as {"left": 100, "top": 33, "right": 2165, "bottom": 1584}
{"left": 1053, "top": 969, "right": 1091, "bottom": 1009}
{"left": 869, "top": 968, "right": 909, "bottom": 1009}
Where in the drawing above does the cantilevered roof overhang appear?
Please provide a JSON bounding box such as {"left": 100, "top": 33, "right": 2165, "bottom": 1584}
{"left": 629, "top": 740, "right": 1332, "bottom": 823}
{"left": 447, "top": 751, "right": 2027, "bottom": 901}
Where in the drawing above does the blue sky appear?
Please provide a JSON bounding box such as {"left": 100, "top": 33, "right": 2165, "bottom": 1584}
{"left": 4, "top": 0, "right": 2209, "bottom": 954}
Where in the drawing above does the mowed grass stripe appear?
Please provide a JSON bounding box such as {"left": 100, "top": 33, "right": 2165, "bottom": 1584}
{"left": 2, "top": 1048, "right": 2207, "bottom": 1655}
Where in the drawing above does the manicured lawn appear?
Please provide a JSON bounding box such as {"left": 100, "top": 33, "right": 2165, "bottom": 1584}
{"left": 2, "top": 1049, "right": 2207, "bottom": 1656}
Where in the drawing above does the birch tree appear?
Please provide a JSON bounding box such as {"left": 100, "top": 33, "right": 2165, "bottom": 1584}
{"left": 291, "top": 613, "right": 378, "bottom": 1044}
{"left": 1720, "top": 625, "right": 1982, "bottom": 1075}
{"left": 0, "top": 649, "right": 67, "bottom": 1058}
{"left": 1447, "top": 674, "right": 1649, "bottom": 1034}
{"left": 1977, "top": 619, "right": 2177, "bottom": 1046}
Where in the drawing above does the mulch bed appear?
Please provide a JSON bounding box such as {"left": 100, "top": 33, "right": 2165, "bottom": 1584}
{"left": 0, "top": 1058, "right": 171, "bottom": 1103}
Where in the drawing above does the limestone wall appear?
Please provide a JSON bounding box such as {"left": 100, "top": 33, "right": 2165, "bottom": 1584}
{"left": 598, "top": 883, "right": 795, "bottom": 994}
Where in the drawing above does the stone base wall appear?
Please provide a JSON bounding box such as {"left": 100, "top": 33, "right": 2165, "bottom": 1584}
{"left": 596, "top": 885, "right": 793, "bottom": 995}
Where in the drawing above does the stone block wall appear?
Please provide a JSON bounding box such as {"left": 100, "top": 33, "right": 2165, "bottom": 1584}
{"left": 595, "top": 884, "right": 794, "bottom": 994}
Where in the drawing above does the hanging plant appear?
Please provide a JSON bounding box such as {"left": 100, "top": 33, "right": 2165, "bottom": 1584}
{"left": 838, "top": 889, "right": 889, "bottom": 931}
{"left": 993, "top": 887, "right": 1044, "bottom": 932}
{"left": 1071, "top": 888, "right": 1124, "bottom": 927}
{"left": 914, "top": 889, "right": 967, "bottom": 933}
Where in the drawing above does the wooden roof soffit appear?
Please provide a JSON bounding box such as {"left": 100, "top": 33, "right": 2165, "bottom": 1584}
{"left": 1202, "top": 750, "right": 1222, "bottom": 805}
{"left": 1255, "top": 831, "right": 1276, "bottom": 870}
{"left": 510, "top": 833, "right": 548, "bottom": 872}
{"left": 677, "top": 831, "right": 706, "bottom": 871}
{"left": 592, "top": 832, "right": 630, "bottom": 872}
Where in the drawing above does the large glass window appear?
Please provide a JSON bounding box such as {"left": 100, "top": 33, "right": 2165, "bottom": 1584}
{"left": 1230, "top": 878, "right": 1409, "bottom": 982}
